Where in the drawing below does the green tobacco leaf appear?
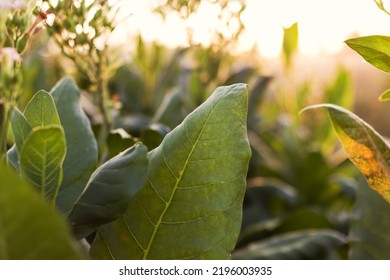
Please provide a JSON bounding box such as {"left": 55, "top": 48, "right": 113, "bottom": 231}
{"left": 247, "top": 76, "right": 272, "bottom": 133}
{"left": 10, "top": 109, "right": 32, "bottom": 152}
{"left": 152, "top": 89, "right": 186, "bottom": 129}
{"left": 90, "top": 83, "right": 251, "bottom": 259}
{"left": 140, "top": 124, "right": 170, "bottom": 151}
{"left": 50, "top": 78, "right": 98, "bottom": 214}
{"left": 20, "top": 126, "right": 66, "bottom": 204}
{"left": 108, "top": 65, "right": 144, "bottom": 113}
{"left": 106, "top": 129, "right": 137, "bottom": 160}
{"left": 0, "top": 164, "right": 84, "bottom": 259}
{"left": 282, "top": 22, "right": 298, "bottom": 69}
{"left": 69, "top": 143, "right": 148, "bottom": 239}
{"left": 349, "top": 179, "right": 390, "bottom": 259}
{"left": 379, "top": 89, "right": 390, "bottom": 102}
{"left": 222, "top": 67, "right": 255, "bottom": 86}
{"left": 304, "top": 104, "right": 390, "bottom": 203}
{"left": 233, "top": 230, "right": 346, "bottom": 260}
{"left": 346, "top": 35, "right": 390, "bottom": 73}
{"left": 23, "top": 90, "right": 60, "bottom": 128}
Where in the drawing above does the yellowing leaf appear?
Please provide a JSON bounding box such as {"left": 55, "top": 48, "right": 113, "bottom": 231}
{"left": 304, "top": 104, "right": 390, "bottom": 204}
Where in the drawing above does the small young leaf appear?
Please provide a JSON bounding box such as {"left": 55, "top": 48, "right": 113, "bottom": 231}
{"left": 69, "top": 143, "right": 148, "bottom": 239}
{"left": 282, "top": 22, "right": 299, "bottom": 69}
{"left": 10, "top": 109, "right": 32, "bottom": 152}
{"left": 379, "top": 89, "right": 390, "bottom": 102}
{"left": 0, "top": 163, "right": 84, "bottom": 259}
{"left": 346, "top": 35, "right": 390, "bottom": 73}
{"left": 23, "top": 90, "right": 61, "bottom": 128}
{"left": 20, "top": 126, "right": 66, "bottom": 204}
{"left": 304, "top": 104, "right": 390, "bottom": 204}
{"left": 90, "top": 83, "right": 251, "bottom": 259}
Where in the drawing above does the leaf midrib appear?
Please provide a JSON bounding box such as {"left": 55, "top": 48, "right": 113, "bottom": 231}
{"left": 142, "top": 89, "right": 231, "bottom": 259}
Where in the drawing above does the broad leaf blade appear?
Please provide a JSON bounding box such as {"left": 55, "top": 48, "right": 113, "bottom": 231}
{"left": 152, "top": 89, "right": 186, "bottom": 129}
{"left": 106, "top": 129, "right": 137, "bottom": 160}
{"left": 50, "top": 78, "right": 98, "bottom": 214}
{"left": 20, "top": 126, "right": 66, "bottom": 204}
{"left": 10, "top": 109, "right": 32, "bottom": 153}
{"left": 69, "top": 143, "right": 148, "bottom": 239}
{"left": 90, "top": 83, "right": 251, "bottom": 259}
{"left": 233, "top": 230, "right": 346, "bottom": 260}
{"left": 23, "top": 90, "right": 60, "bottom": 127}
{"left": 0, "top": 164, "right": 84, "bottom": 259}
{"left": 305, "top": 104, "right": 390, "bottom": 203}
{"left": 346, "top": 35, "right": 390, "bottom": 73}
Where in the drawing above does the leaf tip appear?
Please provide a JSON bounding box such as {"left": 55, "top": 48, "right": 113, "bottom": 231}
{"left": 379, "top": 89, "right": 390, "bottom": 102}
{"left": 299, "top": 103, "right": 329, "bottom": 115}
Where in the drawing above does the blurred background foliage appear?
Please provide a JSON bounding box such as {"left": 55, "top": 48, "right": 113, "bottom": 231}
{"left": 8, "top": 0, "right": 390, "bottom": 259}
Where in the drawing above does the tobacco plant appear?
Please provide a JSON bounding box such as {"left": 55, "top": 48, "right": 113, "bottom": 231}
{"left": 1, "top": 77, "right": 251, "bottom": 259}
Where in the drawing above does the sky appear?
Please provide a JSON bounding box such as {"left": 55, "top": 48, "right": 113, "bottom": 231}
{"left": 113, "top": 0, "right": 390, "bottom": 58}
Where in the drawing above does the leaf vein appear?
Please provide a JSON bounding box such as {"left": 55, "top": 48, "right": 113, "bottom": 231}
{"left": 122, "top": 215, "right": 145, "bottom": 253}
{"left": 148, "top": 179, "right": 167, "bottom": 204}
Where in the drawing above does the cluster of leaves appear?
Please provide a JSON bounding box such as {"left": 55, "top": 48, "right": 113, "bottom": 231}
{"left": 1, "top": 76, "right": 251, "bottom": 259}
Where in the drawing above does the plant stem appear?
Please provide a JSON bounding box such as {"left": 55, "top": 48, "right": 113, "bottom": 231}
{"left": 374, "top": 0, "right": 390, "bottom": 15}
{"left": 0, "top": 60, "right": 20, "bottom": 162}
{"left": 96, "top": 53, "right": 112, "bottom": 163}
{"left": 0, "top": 102, "right": 10, "bottom": 162}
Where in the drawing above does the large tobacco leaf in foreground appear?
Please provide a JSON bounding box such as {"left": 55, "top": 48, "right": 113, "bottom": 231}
{"left": 90, "top": 83, "right": 251, "bottom": 259}
{"left": 305, "top": 104, "right": 390, "bottom": 203}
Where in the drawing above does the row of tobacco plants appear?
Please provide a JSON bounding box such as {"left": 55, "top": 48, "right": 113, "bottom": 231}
{"left": 0, "top": 0, "right": 389, "bottom": 259}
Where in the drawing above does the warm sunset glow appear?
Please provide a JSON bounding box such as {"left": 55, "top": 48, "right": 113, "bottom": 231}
{"left": 112, "top": 0, "right": 390, "bottom": 58}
